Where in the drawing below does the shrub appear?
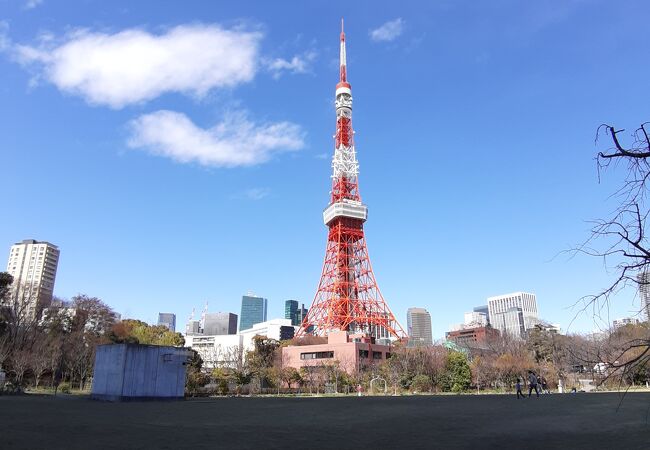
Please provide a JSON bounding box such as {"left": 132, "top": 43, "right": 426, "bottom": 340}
{"left": 442, "top": 352, "right": 471, "bottom": 393}
{"left": 58, "top": 383, "right": 71, "bottom": 394}
{"left": 411, "top": 374, "right": 433, "bottom": 393}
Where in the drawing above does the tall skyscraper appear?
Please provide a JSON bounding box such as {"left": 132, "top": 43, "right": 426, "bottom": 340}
{"left": 637, "top": 272, "right": 650, "bottom": 321}
{"left": 487, "top": 292, "right": 538, "bottom": 338}
{"left": 285, "top": 300, "right": 299, "bottom": 326}
{"left": 157, "top": 313, "right": 176, "bottom": 332}
{"left": 239, "top": 294, "right": 268, "bottom": 331}
{"left": 5, "top": 239, "right": 60, "bottom": 320}
{"left": 407, "top": 307, "right": 433, "bottom": 346}
{"left": 203, "top": 312, "right": 238, "bottom": 335}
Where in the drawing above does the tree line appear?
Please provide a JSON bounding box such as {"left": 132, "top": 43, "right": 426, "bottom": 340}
{"left": 0, "top": 273, "right": 184, "bottom": 392}
{"left": 184, "top": 321, "right": 650, "bottom": 397}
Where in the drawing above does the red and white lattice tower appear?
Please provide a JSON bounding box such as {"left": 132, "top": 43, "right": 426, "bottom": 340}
{"left": 297, "top": 21, "right": 406, "bottom": 340}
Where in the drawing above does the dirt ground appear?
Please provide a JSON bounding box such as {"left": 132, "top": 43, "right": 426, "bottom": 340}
{"left": 1, "top": 392, "right": 649, "bottom": 449}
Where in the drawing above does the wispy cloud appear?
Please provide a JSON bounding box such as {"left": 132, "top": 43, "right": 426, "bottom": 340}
{"left": 12, "top": 24, "right": 262, "bottom": 108}
{"left": 265, "top": 50, "right": 316, "bottom": 79}
{"left": 369, "top": 18, "right": 404, "bottom": 42}
{"left": 237, "top": 187, "right": 270, "bottom": 200}
{"left": 24, "top": 0, "right": 43, "bottom": 9}
{"left": 127, "top": 110, "right": 305, "bottom": 168}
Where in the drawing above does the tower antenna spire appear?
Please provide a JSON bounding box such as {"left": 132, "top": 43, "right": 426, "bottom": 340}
{"left": 339, "top": 18, "right": 347, "bottom": 84}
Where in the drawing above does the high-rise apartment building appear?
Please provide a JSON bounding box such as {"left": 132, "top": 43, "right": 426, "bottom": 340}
{"left": 239, "top": 294, "right": 268, "bottom": 332}
{"left": 637, "top": 272, "right": 650, "bottom": 321}
{"left": 487, "top": 292, "right": 538, "bottom": 338}
{"left": 5, "top": 239, "right": 60, "bottom": 320}
{"left": 157, "top": 313, "right": 176, "bottom": 332}
{"left": 285, "top": 300, "right": 300, "bottom": 326}
{"left": 203, "top": 312, "right": 238, "bottom": 335}
{"left": 406, "top": 307, "right": 433, "bottom": 346}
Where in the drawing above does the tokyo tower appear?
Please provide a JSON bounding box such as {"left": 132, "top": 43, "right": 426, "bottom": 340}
{"left": 297, "top": 21, "right": 406, "bottom": 339}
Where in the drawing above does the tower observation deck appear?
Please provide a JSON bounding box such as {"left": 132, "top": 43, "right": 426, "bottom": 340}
{"left": 297, "top": 20, "right": 406, "bottom": 340}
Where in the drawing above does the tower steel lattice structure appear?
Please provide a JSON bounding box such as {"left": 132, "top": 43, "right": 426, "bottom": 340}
{"left": 297, "top": 21, "right": 406, "bottom": 339}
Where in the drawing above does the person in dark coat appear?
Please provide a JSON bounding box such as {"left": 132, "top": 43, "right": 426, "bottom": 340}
{"left": 528, "top": 371, "right": 539, "bottom": 398}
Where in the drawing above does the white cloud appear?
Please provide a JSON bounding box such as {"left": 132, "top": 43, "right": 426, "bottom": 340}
{"left": 13, "top": 24, "right": 262, "bottom": 108}
{"left": 369, "top": 18, "right": 405, "bottom": 42}
{"left": 24, "top": 0, "right": 43, "bottom": 9}
{"left": 127, "top": 110, "right": 305, "bottom": 167}
{"left": 266, "top": 51, "right": 316, "bottom": 78}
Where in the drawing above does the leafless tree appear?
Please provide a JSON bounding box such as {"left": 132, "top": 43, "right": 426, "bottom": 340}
{"left": 11, "top": 348, "right": 32, "bottom": 387}
{"left": 572, "top": 122, "right": 650, "bottom": 381}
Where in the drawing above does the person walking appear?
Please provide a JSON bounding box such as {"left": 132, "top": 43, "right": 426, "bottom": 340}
{"left": 528, "top": 370, "right": 539, "bottom": 398}
{"left": 541, "top": 377, "right": 549, "bottom": 394}
{"left": 515, "top": 378, "right": 524, "bottom": 399}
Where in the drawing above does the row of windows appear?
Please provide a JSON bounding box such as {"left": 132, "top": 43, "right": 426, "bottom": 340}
{"left": 300, "top": 351, "right": 334, "bottom": 360}
{"left": 359, "top": 350, "right": 384, "bottom": 360}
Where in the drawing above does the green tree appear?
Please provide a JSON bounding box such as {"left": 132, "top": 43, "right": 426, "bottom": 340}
{"left": 443, "top": 351, "right": 472, "bottom": 393}
{"left": 108, "top": 320, "right": 185, "bottom": 346}
{"left": 247, "top": 335, "right": 280, "bottom": 391}
{"left": 211, "top": 367, "right": 230, "bottom": 395}
{"left": 185, "top": 349, "right": 209, "bottom": 396}
{"left": 0, "top": 272, "right": 13, "bottom": 302}
{"left": 411, "top": 374, "right": 433, "bottom": 393}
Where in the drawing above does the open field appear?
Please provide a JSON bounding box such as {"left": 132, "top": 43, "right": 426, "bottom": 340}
{"left": 1, "top": 393, "right": 649, "bottom": 449}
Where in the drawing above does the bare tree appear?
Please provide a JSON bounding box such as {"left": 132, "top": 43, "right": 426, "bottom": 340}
{"left": 574, "top": 122, "right": 650, "bottom": 380}
{"left": 0, "top": 334, "right": 10, "bottom": 372}
{"left": 11, "top": 348, "right": 32, "bottom": 387}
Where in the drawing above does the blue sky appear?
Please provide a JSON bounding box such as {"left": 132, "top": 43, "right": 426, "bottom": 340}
{"left": 2, "top": 0, "right": 649, "bottom": 338}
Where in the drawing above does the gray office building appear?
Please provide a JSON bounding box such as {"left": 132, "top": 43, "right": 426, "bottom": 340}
{"left": 185, "top": 320, "right": 202, "bottom": 336}
{"left": 239, "top": 294, "right": 268, "bottom": 331}
{"left": 157, "top": 313, "right": 176, "bottom": 332}
{"left": 203, "top": 312, "right": 238, "bottom": 335}
{"left": 407, "top": 307, "right": 433, "bottom": 346}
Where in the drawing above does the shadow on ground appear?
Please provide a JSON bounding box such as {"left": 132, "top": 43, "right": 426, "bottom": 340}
{"left": 1, "top": 392, "right": 649, "bottom": 449}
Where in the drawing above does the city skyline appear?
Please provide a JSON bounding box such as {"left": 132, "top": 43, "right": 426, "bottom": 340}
{"left": 3, "top": 1, "right": 650, "bottom": 337}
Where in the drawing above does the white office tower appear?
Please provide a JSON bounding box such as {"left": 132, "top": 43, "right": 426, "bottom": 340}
{"left": 487, "top": 292, "right": 538, "bottom": 338}
{"left": 637, "top": 271, "right": 650, "bottom": 321}
{"left": 407, "top": 307, "right": 433, "bottom": 346}
{"left": 5, "top": 239, "right": 60, "bottom": 320}
{"left": 464, "top": 311, "right": 488, "bottom": 327}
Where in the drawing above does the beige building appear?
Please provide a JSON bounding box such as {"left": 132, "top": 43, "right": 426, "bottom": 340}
{"left": 282, "top": 331, "right": 392, "bottom": 375}
{"left": 5, "top": 239, "right": 60, "bottom": 320}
